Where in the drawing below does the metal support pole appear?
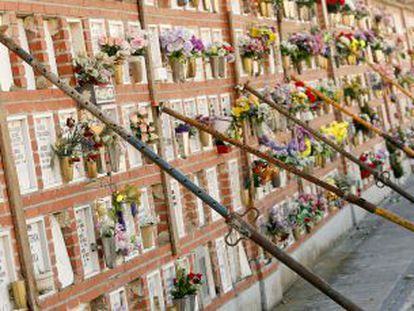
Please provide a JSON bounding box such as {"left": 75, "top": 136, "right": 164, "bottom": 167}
{"left": 242, "top": 84, "right": 414, "bottom": 205}
{"left": 290, "top": 75, "right": 414, "bottom": 158}
{"left": 0, "top": 27, "right": 364, "bottom": 311}
{"left": 161, "top": 106, "right": 414, "bottom": 233}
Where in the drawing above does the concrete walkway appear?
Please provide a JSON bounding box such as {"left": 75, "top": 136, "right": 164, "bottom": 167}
{"left": 275, "top": 178, "right": 414, "bottom": 311}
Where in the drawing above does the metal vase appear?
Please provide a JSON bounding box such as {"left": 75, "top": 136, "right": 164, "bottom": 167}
{"left": 218, "top": 56, "right": 226, "bottom": 78}
{"left": 114, "top": 64, "right": 124, "bottom": 85}
{"left": 86, "top": 160, "right": 98, "bottom": 179}
{"left": 108, "top": 147, "right": 121, "bottom": 173}
{"left": 242, "top": 57, "right": 253, "bottom": 76}
{"left": 59, "top": 156, "right": 74, "bottom": 183}
{"left": 170, "top": 58, "right": 186, "bottom": 83}
{"left": 102, "top": 236, "right": 117, "bottom": 269}
{"left": 187, "top": 57, "right": 197, "bottom": 79}
{"left": 210, "top": 56, "right": 220, "bottom": 78}
{"left": 130, "top": 56, "right": 144, "bottom": 83}
{"left": 173, "top": 298, "right": 187, "bottom": 311}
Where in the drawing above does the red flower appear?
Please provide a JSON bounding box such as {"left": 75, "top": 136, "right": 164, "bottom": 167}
{"left": 306, "top": 89, "right": 317, "bottom": 103}
{"left": 295, "top": 81, "right": 305, "bottom": 88}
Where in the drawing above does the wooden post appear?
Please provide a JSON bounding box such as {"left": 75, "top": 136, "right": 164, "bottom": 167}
{"left": 0, "top": 104, "right": 39, "bottom": 310}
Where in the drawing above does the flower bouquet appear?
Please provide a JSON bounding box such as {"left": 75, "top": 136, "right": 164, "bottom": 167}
{"left": 100, "top": 128, "right": 126, "bottom": 173}
{"left": 81, "top": 124, "right": 106, "bottom": 178}
{"left": 231, "top": 94, "right": 263, "bottom": 134}
{"left": 265, "top": 209, "right": 292, "bottom": 247}
{"left": 296, "top": 0, "right": 316, "bottom": 21}
{"left": 52, "top": 118, "right": 85, "bottom": 182}
{"left": 204, "top": 41, "right": 235, "bottom": 78}
{"left": 175, "top": 123, "right": 195, "bottom": 157}
{"left": 326, "top": 0, "right": 345, "bottom": 26}
{"left": 99, "top": 36, "right": 131, "bottom": 84}
{"left": 238, "top": 26, "right": 277, "bottom": 75}
{"left": 160, "top": 28, "right": 194, "bottom": 82}
{"left": 281, "top": 32, "right": 318, "bottom": 74}
{"left": 334, "top": 31, "right": 367, "bottom": 66}
{"left": 342, "top": 77, "right": 369, "bottom": 105}
{"left": 354, "top": 1, "right": 369, "bottom": 28}
{"left": 127, "top": 30, "right": 148, "bottom": 83}
{"left": 320, "top": 121, "right": 349, "bottom": 145}
{"left": 340, "top": 3, "right": 356, "bottom": 27}
{"left": 130, "top": 108, "right": 159, "bottom": 145}
{"left": 187, "top": 35, "right": 205, "bottom": 79}
{"left": 74, "top": 53, "right": 114, "bottom": 88}
{"left": 172, "top": 268, "right": 202, "bottom": 311}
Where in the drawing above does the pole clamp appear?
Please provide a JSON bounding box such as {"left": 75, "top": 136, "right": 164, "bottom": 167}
{"left": 225, "top": 208, "right": 260, "bottom": 247}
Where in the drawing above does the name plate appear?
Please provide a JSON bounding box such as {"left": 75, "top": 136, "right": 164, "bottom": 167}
{"left": 92, "top": 85, "right": 116, "bottom": 105}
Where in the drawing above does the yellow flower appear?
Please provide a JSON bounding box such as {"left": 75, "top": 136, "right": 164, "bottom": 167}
{"left": 232, "top": 107, "right": 243, "bottom": 118}
{"left": 300, "top": 137, "right": 312, "bottom": 158}
{"left": 250, "top": 27, "right": 261, "bottom": 38}
{"left": 320, "top": 121, "right": 349, "bottom": 144}
{"left": 116, "top": 194, "right": 126, "bottom": 203}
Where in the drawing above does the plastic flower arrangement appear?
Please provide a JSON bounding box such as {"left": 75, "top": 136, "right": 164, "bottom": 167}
{"left": 231, "top": 94, "right": 263, "bottom": 126}
{"left": 175, "top": 123, "right": 196, "bottom": 136}
{"left": 335, "top": 31, "right": 367, "bottom": 60}
{"left": 265, "top": 208, "right": 292, "bottom": 241}
{"left": 320, "top": 121, "right": 349, "bottom": 144}
{"left": 204, "top": 41, "right": 235, "bottom": 61}
{"left": 290, "top": 193, "right": 325, "bottom": 230}
{"left": 189, "top": 35, "right": 205, "bottom": 58}
{"left": 359, "top": 151, "right": 385, "bottom": 179}
{"left": 296, "top": 0, "right": 316, "bottom": 9}
{"left": 281, "top": 32, "right": 319, "bottom": 70}
{"left": 160, "top": 28, "right": 194, "bottom": 62}
{"left": 130, "top": 108, "right": 159, "bottom": 144}
{"left": 343, "top": 77, "right": 369, "bottom": 102}
{"left": 325, "top": 0, "right": 345, "bottom": 13}
{"left": 259, "top": 135, "right": 302, "bottom": 167}
{"left": 171, "top": 268, "right": 203, "bottom": 300}
{"left": 249, "top": 26, "right": 277, "bottom": 50}
{"left": 73, "top": 53, "right": 114, "bottom": 87}
{"left": 127, "top": 30, "right": 148, "bottom": 56}
{"left": 354, "top": 1, "right": 369, "bottom": 20}
{"left": 52, "top": 117, "right": 85, "bottom": 162}
{"left": 98, "top": 36, "right": 131, "bottom": 64}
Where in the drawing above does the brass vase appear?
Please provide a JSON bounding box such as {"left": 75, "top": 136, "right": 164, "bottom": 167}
{"left": 218, "top": 55, "right": 226, "bottom": 78}
{"left": 130, "top": 56, "right": 144, "bottom": 83}
{"left": 86, "top": 160, "right": 98, "bottom": 179}
{"left": 187, "top": 57, "right": 197, "bottom": 79}
{"left": 242, "top": 57, "right": 253, "bottom": 76}
{"left": 210, "top": 56, "right": 220, "bottom": 78}
{"left": 114, "top": 64, "right": 124, "bottom": 85}
{"left": 11, "top": 280, "right": 27, "bottom": 309}
{"left": 141, "top": 225, "right": 155, "bottom": 249}
{"left": 59, "top": 156, "right": 74, "bottom": 183}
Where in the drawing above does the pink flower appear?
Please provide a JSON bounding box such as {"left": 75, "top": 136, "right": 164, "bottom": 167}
{"left": 98, "top": 35, "right": 108, "bottom": 46}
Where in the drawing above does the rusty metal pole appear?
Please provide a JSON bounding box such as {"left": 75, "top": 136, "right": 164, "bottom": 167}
{"left": 242, "top": 84, "right": 414, "bottom": 205}
{"left": 161, "top": 106, "right": 414, "bottom": 233}
{"left": 0, "top": 27, "right": 364, "bottom": 311}
{"left": 290, "top": 75, "right": 414, "bottom": 158}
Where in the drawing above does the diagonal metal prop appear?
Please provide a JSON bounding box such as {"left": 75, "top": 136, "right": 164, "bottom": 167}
{"left": 0, "top": 27, "right": 364, "bottom": 311}
{"left": 242, "top": 83, "right": 414, "bottom": 205}
{"left": 161, "top": 105, "right": 414, "bottom": 233}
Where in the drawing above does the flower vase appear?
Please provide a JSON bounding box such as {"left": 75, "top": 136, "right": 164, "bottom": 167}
{"left": 191, "top": 0, "right": 200, "bottom": 7}
{"left": 173, "top": 298, "right": 187, "bottom": 311}
{"left": 267, "top": 3, "right": 274, "bottom": 17}
{"left": 271, "top": 170, "right": 281, "bottom": 187}
{"left": 345, "top": 96, "right": 352, "bottom": 106}
{"left": 375, "top": 90, "right": 383, "bottom": 98}
{"left": 293, "top": 226, "right": 303, "bottom": 241}
{"left": 203, "top": 0, "right": 210, "bottom": 10}
{"left": 218, "top": 56, "right": 226, "bottom": 78}
{"left": 187, "top": 57, "right": 197, "bottom": 79}
{"left": 318, "top": 55, "right": 328, "bottom": 69}
{"left": 295, "top": 61, "right": 303, "bottom": 75}
{"left": 11, "top": 280, "right": 27, "bottom": 309}
{"left": 349, "top": 14, "right": 355, "bottom": 27}
{"left": 114, "top": 64, "right": 124, "bottom": 85}
{"left": 188, "top": 295, "right": 197, "bottom": 310}
{"left": 141, "top": 225, "right": 155, "bottom": 249}
{"left": 242, "top": 57, "right": 253, "bottom": 76}
{"left": 108, "top": 147, "right": 122, "bottom": 173}
{"left": 60, "top": 156, "right": 74, "bottom": 183}
{"left": 342, "top": 14, "right": 350, "bottom": 26}
{"left": 102, "top": 236, "right": 117, "bottom": 269}
{"left": 358, "top": 18, "right": 366, "bottom": 29}
{"left": 282, "top": 56, "right": 290, "bottom": 70}
{"left": 241, "top": 188, "right": 251, "bottom": 206}
{"left": 329, "top": 13, "right": 337, "bottom": 26}
{"left": 177, "top": 132, "right": 190, "bottom": 157}
{"left": 259, "top": 1, "right": 268, "bottom": 17}
{"left": 298, "top": 6, "right": 307, "bottom": 21}
{"left": 97, "top": 146, "right": 106, "bottom": 174}
{"left": 170, "top": 58, "right": 186, "bottom": 83}
{"left": 199, "top": 131, "right": 211, "bottom": 147}
{"left": 374, "top": 50, "right": 383, "bottom": 63}
{"left": 86, "top": 159, "right": 98, "bottom": 179}
{"left": 130, "top": 56, "right": 144, "bottom": 84}
{"left": 347, "top": 55, "right": 356, "bottom": 65}
{"left": 210, "top": 56, "right": 220, "bottom": 78}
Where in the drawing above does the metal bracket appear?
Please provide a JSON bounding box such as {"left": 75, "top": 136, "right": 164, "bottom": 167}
{"left": 224, "top": 208, "right": 260, "bottom": 247}
{"left": 375, "top": 171, "right": 391, "bottom": 189}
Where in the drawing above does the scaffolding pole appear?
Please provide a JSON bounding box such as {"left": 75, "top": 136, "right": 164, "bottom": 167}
{"left": 161, "top": 106, "right": 414, "bottom": 233}
{"left": 0, "top": 27, "right": 365, "bottom": 311}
